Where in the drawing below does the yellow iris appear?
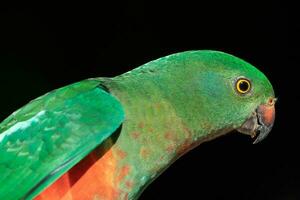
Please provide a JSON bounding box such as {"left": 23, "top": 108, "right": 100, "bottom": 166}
{"left": 236, "top": 78, "right": 251, "bottom": 94}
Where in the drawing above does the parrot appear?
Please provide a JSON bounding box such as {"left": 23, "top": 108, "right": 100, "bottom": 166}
{"left": 0, "top": 50, "right": 276, "bottom": 200}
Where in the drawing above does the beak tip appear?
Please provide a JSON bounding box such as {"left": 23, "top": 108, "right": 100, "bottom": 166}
{"left": 252, "top": 123, "right": 273, "bottom": 144}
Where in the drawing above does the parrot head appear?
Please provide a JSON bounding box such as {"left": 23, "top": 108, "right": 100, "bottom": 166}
{"left": 143, "top": 50, "right": 276, "bottom": 144}
{"left": 189, "top": 51, "right": 276, "bottom": 143}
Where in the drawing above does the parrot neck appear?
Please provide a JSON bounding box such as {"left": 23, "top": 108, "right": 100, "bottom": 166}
{"left": 100, "top": 77, "right": 235, "bottom": 199}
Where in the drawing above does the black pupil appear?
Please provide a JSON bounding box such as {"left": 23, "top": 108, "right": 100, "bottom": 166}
{"left": 239, "top": 81, "right": 249, "bottom": 92}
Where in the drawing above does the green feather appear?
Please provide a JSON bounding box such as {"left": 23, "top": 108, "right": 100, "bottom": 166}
{"left": 0, "top": 50, "right": 275, "bottom": 200}
{"left": 99, "top": 50, "right": 275, "bottom": 199}
{"left": 0, "top": 79, "right": 124, "bottom": 200}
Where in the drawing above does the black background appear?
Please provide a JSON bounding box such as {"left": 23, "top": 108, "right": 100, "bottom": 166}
{"left": 0, "top": 1, "right": 297, "bottom": 199}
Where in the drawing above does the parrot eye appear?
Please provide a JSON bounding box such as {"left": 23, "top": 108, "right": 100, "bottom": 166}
{"left": 235, "top": 78, "right": 251, "bottom": 94}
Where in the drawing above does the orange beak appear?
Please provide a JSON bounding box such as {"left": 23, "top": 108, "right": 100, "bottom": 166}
{"left": 253, "top": 102, "right": 276, "bottom": 144}
{"left": 237, "top": 97, "right": 276, "bottom": 144}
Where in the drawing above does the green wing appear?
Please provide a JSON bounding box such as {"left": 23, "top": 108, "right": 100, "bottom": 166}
{"left": 0, "top": 79, "right": 125, "bottom": 200}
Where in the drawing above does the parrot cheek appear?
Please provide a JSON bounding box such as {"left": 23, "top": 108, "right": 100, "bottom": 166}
{"left": 237, "top": 101, "right": 275, "bottom": 144}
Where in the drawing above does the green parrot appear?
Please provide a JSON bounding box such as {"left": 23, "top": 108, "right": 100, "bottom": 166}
{"left": 0, "top": 50, "right": 276, "bottom": 200}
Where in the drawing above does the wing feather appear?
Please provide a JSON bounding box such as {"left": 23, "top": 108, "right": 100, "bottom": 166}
{"left": 0, "top": 79, "right": 124, "bottom": 200}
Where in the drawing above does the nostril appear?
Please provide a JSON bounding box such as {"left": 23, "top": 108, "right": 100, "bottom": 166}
{"left": 267, "top": 97, "right": 277, "bottom": 106}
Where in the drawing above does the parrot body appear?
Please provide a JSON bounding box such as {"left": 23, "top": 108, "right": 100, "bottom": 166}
{"left": 0, "top": 51, "right": 276, "bottom": 200}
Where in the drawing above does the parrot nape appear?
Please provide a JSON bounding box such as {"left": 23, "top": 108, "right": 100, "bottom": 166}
{"left": 0, "top": 50, "right": 276, "bottom": 200}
